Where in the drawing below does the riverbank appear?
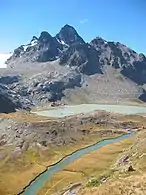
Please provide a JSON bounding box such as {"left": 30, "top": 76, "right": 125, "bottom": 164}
{"left": 38, "top": 134, "right": 136, "bottom": 195}
{"left": 79, "top": 129, "right": 146, "bottom": 195}
{"left": 0, "top": 128, "right": 125, "bottom": 195}
{"left": 18, "top": 133, "right": 129, "bottom": 195}
{"left": 0, "top": 107, "right": 145, "bottom": 195}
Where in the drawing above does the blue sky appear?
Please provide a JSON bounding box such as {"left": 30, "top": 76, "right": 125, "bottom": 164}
{"left": 0, "top": 0, "right": 146, "bottom": 53}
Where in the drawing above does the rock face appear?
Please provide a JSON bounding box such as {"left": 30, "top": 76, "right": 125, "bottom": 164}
{"left": 9, "top": 71, "right": 82, "bottom": 104}
{"left": 7, "top": 32, "right": 63, "bottom": 63}
{"left": 4, "top": 24, "right": 146, "bottom": 106}
{"left": 56, "top": 24, "right": 85, "bottom": 46}
{"left": 60, "top": 43, "right": 102, "bottom": 75}
{"left": 0, "top": 83, "right": 26, "bottom": 113}
{"left": 90, "top": 38, "right": 146, "bottom": 85}
{"left": 0, "top": 75, "right": 32, "bottom": 112}
{"left": 0, "top": 75, "right": 20, "bottom": 85}
{"left": 0, "top": 92, "right": 16, "bottom": 113}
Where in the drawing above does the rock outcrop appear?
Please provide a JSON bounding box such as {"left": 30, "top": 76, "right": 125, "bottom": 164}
{"left": 60, "top": 43, "right": 102, "bottom": 75}
{"left": 0, "top": 83, "right": 26, "bottom": 113}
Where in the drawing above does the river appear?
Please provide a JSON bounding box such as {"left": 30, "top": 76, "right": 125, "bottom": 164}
{"left": 23, "top": 132, "right": 135, "bottom": 195}
{"left": 23, "top": 104, "right": 146, "bottom": 195}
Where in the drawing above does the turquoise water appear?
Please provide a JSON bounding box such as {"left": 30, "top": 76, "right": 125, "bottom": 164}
{"left": 34, "top": 104, "right": 146, "bottom": 118}
{"left": 23, "top": 132, "right": 135, "bottom": 195}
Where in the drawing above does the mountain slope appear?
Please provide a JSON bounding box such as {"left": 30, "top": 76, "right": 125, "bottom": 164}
{"left": 3, "top": 24, "right": 146, "bottom": 106}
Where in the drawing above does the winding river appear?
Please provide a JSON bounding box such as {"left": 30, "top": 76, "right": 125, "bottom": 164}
{"left": 23, "top": 132, "right": 135, "bottom": 195}
{"left": 23, "top": 104, "right": 146, "bottom": 195}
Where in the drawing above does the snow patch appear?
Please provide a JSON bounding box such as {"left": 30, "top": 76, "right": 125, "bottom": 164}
{"left": 23, "top": 45, "right": 29, "bottom": 52}
{"left": 61, "top": 40, "right": 69, "bottom": 47}
{"left": 56, "top": 38, "right": 62, "bottom": 44}
{"left": 23, "top": 40, "right": 38, "bottom": 52}
{"left": 56, "top": 38, "right": 69, "bottom": 47}
{"left": 0, "top": 53, "right": 12, "bottom": 68}
{"left": 30, "top": 40, "right": 38, "bottom": 46}
{"left": 60, "top": 40, "right": 66, "bottom": 45}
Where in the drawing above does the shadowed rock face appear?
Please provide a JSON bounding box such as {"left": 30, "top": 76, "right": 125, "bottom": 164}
{"left": 0, "top": 80, "right": 32, "bottom": 113}
{"left": 121, "top": 60, "right": 146, "bottom": 85}
{"left": 91, "top": 38, "right": 146, "bottom": 85}
{"left": 55, "top": 24, "right": 85, "bottom": 46}
{"left": 0, "top": 95, "right": 16, "bottom": 113}
{"left": 0, "top": 75, "right": 20, "bottom": 85}
{"left": 0, "top": 84, "right": 18, "bottom": 113}
{"left": 60, "top": 43, "right": 102, "bottom": 75}
{"left": 139, "top": 90, "right": 146, "bottom": 102}
{"left": 36, "top": 31, "right": 63, "bottom": 62}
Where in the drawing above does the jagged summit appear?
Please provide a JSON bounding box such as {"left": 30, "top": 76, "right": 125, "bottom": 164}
{"left": 38, "top": 31, "right": 52, "bottom": 43}
{"left": 55, "top": 24, "right": 85, "bottom": 46}
{"left": 7, "top": 24, "right": 146, "bottom": 78}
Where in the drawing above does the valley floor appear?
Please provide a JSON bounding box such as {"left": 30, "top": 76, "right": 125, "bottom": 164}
{"left": 0, "top": 110, "right": 145, "bottom": 195}
{"left": 38, "top": 130, "right": 146, "bottom": 195}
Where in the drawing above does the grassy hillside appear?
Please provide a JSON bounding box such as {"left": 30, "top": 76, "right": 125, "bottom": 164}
{"left": 38, "top": 116, "right": 146, "bottom": 195}
{"left": 79, "top": 130, "right": 146, "bottom": 195}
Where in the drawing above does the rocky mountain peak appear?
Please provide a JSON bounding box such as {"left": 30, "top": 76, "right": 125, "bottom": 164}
{"left": 30, "top": 36, "right": 38, "bottom": 44}
{"left": 38, "top": 31, "right": 52, "bottom": 43}
{"left": 138, "top": 53, "right": 146, "bottom": 61}
{"left": 6, "top": 24, "right": 146, "bottom": 88}
{"left": 93, "top": 36, "right": 107, "bottom": 43}
{"left": 90, "top": 37, "right": 108, "bottom": 51}
{"left": 55, "top": 24, "right": 85, "bottom": 46}
{"left": 2, "top": 23, "right": 146, "bottom": 107}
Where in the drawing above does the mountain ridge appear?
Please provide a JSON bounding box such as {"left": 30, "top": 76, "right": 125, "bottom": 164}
{"left": 0, "top": 24, "right": 146, "bottom": 109}
{"left": 6, "top": 24, "right": 146, "bottom": 81}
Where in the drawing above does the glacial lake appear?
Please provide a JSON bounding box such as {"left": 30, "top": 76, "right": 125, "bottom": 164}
{"left": 34, "top": 104, "right": 146, "bottom": 118}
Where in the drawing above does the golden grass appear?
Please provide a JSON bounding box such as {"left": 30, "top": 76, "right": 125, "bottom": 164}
{"left": 0, "top": 111, "right": 52, "bottom": 123}
{"left": 42, "top": 171, "right": 84, "bottom": 195}
{"left": 80, "top": 174, "right": 146, "bottom": 195}
{"left": 38, "top": 136, "right": 135, "bottom": 195}
{"left": 0, "top": 164, "right": 45, "bottom": 195}
{"left": 0, "top": 133, "right": 120, "bottom": 195}
{"left": 0, "top": 112, "right": 145, "bottom": 195}
{"left": 79, "top": 130, "right": 146, "bottom": 195}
